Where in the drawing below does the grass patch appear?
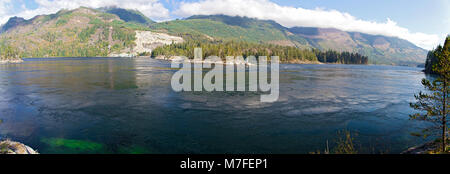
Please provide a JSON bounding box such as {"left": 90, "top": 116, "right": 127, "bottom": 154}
{"left": 41, "top": 138, "right": 105, "bottom": 154}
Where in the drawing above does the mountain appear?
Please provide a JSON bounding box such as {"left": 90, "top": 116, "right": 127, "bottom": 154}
{"left": 150, "top": 15, "right": 427, "bottom": 65}
{"left": 0, "top": 7, "right": 152, "bottom": 58}
{"left": 151, "top": 15, "right": 294, "bottom": 45}
{"left": 98, "top": 7, "right": 155, "bottom": 25}
{"left": 0, "top": 17, "right": 30, "bottom": 33}
{"left": 288, "top": 27, "right": 427, "bottom": 65}
{"left": 0, "top": 8, "right": 427, "bottom": 65}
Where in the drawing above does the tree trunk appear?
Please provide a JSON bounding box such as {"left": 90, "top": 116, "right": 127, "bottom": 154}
{"left": 443, "top": 79, "right": 447, "bottom": 152}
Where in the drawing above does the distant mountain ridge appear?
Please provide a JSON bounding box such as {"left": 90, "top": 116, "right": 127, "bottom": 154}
{"left": 0, "top": 7, "right": 427, "bottom": 65}
{"left": 151, "top": 15, "right": 427, "bottom": 65}
{"left": 288, "top": 26, "right": 427, "bottom": 65}
{"left": 98, "top": 7, "right": 155, "bottom": 25}
{"left": 0, "top": 16, "right": 30, "bottom": 33}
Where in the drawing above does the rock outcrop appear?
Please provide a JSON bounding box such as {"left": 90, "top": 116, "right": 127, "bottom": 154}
{"left": 0, "top": 140, "right": 39, "bottom": 154}
{"left": 401, "top": 141, "right": 440, "bottom": 154}
{"left": 0, "top": 59, "right": 23, "bottom": 64}
{"left": 133, "top": 31, "right": 184, "bottom": 55}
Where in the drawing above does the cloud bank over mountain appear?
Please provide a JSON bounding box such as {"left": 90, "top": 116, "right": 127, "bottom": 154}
{"left": 0, "top": 0, "right": 442, "bottom": 50}
{"left": 175, "top": 0, "right": 440, "bottom": 50}
{"left": 0, "top": 0, "right": 170, "bottom": 23}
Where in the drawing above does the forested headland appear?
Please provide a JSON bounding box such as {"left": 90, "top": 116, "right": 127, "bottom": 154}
{"left": 151, "top": 40, "right": 369, "bottom": 64}
{"left": 408, "top": 35, "right": 449, "bottom": 154}
{"left": 424, "top": 35, "right": 450, "bottom": 74}
{"left": 0, "top": 44, "right": 20, "bottom": 60}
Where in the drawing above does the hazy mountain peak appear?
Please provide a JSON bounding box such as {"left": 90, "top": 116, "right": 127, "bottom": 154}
{"left": 99, "top": 7, "right": 155, "bottom": 25}
{"left": 0, "top": 16, "right": 29, "bottom": 33}
{"left": 186, "top": 14, "right": 284, "bottom": 30}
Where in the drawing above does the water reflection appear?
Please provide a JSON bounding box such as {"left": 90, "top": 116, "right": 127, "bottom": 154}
{"left": 0, "top": 58, "right": 429, "bottom": 153}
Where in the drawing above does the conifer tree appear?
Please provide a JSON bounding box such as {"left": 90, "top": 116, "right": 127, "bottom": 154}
{"left": 410, "top": 36, "right": 449, "bottom": 153}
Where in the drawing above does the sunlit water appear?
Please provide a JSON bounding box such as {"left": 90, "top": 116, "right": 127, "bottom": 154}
{"left": 0, "top": 58, "right": 430, "bottom": 154}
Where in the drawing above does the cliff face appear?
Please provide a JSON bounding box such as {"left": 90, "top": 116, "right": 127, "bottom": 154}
{"left": 133, "top": 31, "right": 183, "bottom": 55}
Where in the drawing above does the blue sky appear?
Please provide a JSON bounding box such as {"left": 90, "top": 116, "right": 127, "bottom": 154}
{"left": 271, "top": 0, "right": 449, "bottom": 38}
{"left": 0, "top": 0, "right": 448, "bottom": 49}
{"left": 162, "top": 0, "right": 449, "bottom": 40}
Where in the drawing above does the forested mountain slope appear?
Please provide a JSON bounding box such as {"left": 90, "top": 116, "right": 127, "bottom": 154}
{"left": 151, "top": 15, "right": 427, "bottom": 65}
{"left": 0, "top": 7, "right": 148, "bottom": 58}
{"left": 0, "top": 8, "right": 427, "bottom": 66}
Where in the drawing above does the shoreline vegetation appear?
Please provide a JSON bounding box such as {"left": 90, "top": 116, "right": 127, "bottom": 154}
{"left": 0, "top": 44, "right": 23, "bottom": 64}
{"left": 151, "top": 41, "right": 369, "bottom": 65}
{"left": 408, "top": 35, "right": 449, "bottom": 154}
{"left": 154, "top": 55, "right": 323, "bottom": 65}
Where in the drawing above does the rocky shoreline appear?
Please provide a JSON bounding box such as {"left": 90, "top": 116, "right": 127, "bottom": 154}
{"left": 401, "top": 141, "right": 441, "bottom": 154}
{"left": 0, "top": 140, "right": 38, "bottom": 154}
{"left": 154, "top": 56, "right": 322, "bottom": 65}
{"left": 0, "top": 59, "right": 24, "bottom": 64}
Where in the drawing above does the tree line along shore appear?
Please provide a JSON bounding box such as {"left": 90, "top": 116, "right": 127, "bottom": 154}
{"left": 1, "top": 40, "right": 369, "bottom": 65}
{"left": 151, "top": 40, "right": 369, "bottom": 64}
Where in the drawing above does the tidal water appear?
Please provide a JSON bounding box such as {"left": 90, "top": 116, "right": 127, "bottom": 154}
{"left": 0, "top": 58, "right": 429, "bottom": 154}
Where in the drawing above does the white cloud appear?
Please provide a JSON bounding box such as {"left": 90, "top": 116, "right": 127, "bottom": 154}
{"left": 0, "top": 0, "right": 443, "bottom": 50}
{"left": 0, "top": 0, "right": 12, "bottom": 17}
{"left": 175, "top": 0, "right": 440, "bottom": 50}
{"left": 0, "top": 0, "right": 170, "bottom": 25}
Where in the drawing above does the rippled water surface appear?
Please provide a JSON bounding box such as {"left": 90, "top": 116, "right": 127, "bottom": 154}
{"left": 0, "top": 58, "right": 429, "bottom": 153}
